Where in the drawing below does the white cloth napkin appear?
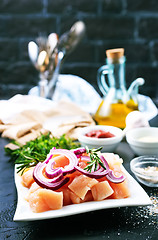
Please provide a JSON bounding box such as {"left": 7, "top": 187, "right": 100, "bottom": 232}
{"left": 0, "top": 94, "right": 95, "bottom": 145}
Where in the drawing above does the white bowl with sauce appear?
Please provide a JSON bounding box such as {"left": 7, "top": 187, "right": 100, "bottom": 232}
{"left": 78, "top": 125, "right": 123, "bottom": 152}
{"left": 126, "top": 127, "right": 158, "bottom": 155}
{"left": 130, "top": 156, "right": 158, "bottom": 187}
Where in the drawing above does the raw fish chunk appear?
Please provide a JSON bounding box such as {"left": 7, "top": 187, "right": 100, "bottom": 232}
{"left": 83, "top": 190, "right": 93, "bottom": 202}
{"left": 28, "top": 188, "right": 63, "bottom": 212}
{"left": 101, "top": 153, "right": 123, "bottom": 169}
{"left": 25, "top": 182, "right": 41, "bottom": 201}
{"left": 69, "top": 191, "right": 82, "bottom": 204}
{"left": 60, "top": 187, "right": 72, "bottom": 206}
{"left": 91, "top": 180, "right": 114, "bottom": 201}
{"left": 109, "top": 180, "right": 130, "bottom": 199}
{"left": 68, "top": 175, "right": 98, "bottom": 200}
{"left": 21, "top": 167, "right": 34, "bottom": 188}
{"left": 69, "top": 190, "right": 93, "bottom": 204}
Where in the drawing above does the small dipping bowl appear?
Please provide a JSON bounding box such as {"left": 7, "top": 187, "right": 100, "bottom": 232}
{"left": 78, "top": 125, "right": 123, "bottom": 152}
{"left": 130, "top": 156, "right": 158, "bottom": 187}
{"left": 126, "top": 127, "right": 158, "bottom": 156}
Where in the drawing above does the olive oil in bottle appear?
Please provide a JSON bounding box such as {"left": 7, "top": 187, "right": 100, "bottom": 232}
{"left": 94, "top": 48, "right": 143, "bottom": 128}
{"left": 94, "top": 99, "right": 138, "bottom": 129}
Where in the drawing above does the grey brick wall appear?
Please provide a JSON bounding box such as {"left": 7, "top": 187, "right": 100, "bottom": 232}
{"left": 0, "top": 0, "right": 158, "bottom": 102}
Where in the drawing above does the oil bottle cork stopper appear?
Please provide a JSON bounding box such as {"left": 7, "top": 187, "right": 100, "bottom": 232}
{"left": 106, "top": 48, "right": 124, "bottom": 60}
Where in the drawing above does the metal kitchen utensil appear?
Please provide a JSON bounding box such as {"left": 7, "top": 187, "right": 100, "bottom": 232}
{"left": 46, "top": 51, "right": 64, "bottom": 99}
{"left": 37, "top": 50, "right": 49, "bottom": 73}
{"left": 47, "top": 33, "right": 58, "bottom": 56}
{"left": 28, "top": 21, "right": 86, "bottom": 99}
{"left": 46, "top": 21, "right": 86, "bottom": 98}
{"left": 56, "top": 21, "right": 86, "bottom": 58}
{"left": 28, "top": 41, "right": 39, "bottom": 68}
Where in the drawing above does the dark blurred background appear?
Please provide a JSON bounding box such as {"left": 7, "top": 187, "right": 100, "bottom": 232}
{"left": 0, "top": 0, "right": 158, "bottom": 103}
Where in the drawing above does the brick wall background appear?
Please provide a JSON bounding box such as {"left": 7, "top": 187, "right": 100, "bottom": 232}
{"left": 0, "top": 0, "right": 158, "bottom": 103}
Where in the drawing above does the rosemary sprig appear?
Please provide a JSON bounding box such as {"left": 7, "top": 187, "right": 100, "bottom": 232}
{"left": 84, "top": 146, "right": 106, "bottom": 172}
{"left": 5, "top": 133, "right": 80, "bottom": 174}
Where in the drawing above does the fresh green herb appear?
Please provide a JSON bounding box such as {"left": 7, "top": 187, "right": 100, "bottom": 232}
{"left": 84, "top": 146, "right": 106, "bottom": 172}
{"left": 5, "top": 133, "right": 80, "bottom": 174}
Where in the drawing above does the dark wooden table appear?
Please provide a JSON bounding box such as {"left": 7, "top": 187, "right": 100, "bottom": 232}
{"left": 0, "top": 116, "right": 158, "bottom": 240}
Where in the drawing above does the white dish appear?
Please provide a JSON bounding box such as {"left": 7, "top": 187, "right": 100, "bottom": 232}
{"left": 126, "top": 127, "right": 158, "bottom": 155}
{"left": 13, "top": 165, "right": 151, "bottom": 221}
{"left": 78, "top": 125, "right": 123, "bottom": 152}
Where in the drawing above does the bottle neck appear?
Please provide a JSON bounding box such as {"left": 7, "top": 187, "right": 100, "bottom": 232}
{"left": 106, "top": 56, "right": 126, "bottom": 90}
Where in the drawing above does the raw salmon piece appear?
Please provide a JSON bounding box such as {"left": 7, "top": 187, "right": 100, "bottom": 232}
{"left": 40, "top": 189, "right": 63, "bottom": 209}
{"left": 29, "top": 189, "right": 50, "bottom": 213}
{"left": 69, "top": 191, "right": 81, "bottom": 204}
{"left": 91, "top": 180, "right": 114, "bottom": 201}
{"left": 53, "top": 155, "right": 69, "bottom": 168}
{"left": 97, "top": 153, "right": 130, "bottom": 199}
{"left": 109, "top": 180, "right": 130, "bottom": 199}
{"left": 68, "top": 175, "right": 98, "bottom": 200}
{"left": 60, "top": 187, "right": 72, "bottom": 206}
{"left": 21, "top": 167, "right": 34, "bottom": 188}
{"left": 69, "top": 190, "right": 93, "bottom": 204}
{"left": 25, "top": 182, "right": 41, "bottom": 201}
{"left": 101, "top": 153, "right": 123, "bottom": 168}
{"left": 28, "top": 188, "right": 63, "bottom": 212}
{"left": 62, "top": 160, "right": 87, "bottom": 188}
{"left": 58, "top": 160, "right": 87, "bottom": 188}
{"left": 83, "top": 190, "right": 93, "bottom": 202}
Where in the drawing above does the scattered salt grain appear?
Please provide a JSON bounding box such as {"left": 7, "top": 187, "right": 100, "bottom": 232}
{"left": 136, "top": 194, "right": 158, "bottom": 227}
{"left": 148, "top": 195, "right": 158, "bottom": 216}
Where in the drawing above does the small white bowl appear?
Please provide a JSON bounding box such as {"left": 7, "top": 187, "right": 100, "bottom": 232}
{"left": 126, "top": 127, "right": 158, "bottom": 156}
{"left": 78, "top": 125, "right": 123, "bottom": 152}
{"left": 130, "top": 156, "right": 158, "bottom": 187}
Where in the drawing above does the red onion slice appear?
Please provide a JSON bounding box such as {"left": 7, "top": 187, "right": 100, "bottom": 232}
{"left": 99, "top": 156, "right": 110, "bottom": 172}
{"left": 75, "top": 165, "right": 108, "bottom": 179}
{"left": 80, "top": 155, "right": 91, "bottom": 162}
{"left": 45, "top": 154, "right": 53, "bottom": 164}
{"left": 33, "top": 162, "right": 69, "bottom": 190}
{"left": 45, "top": 162, "right": 63, "bottom": 179}
{"left": 72, "top": 147, "right": 86, "bottom": 157}
{"left": 106, "top": 169, "right": 126, "bottom": 183}
{"left": 49, "top": 148, "right": 79, "bottom": 174}
{"left": 33, "top": 148, "right": 79, "bottom": 190}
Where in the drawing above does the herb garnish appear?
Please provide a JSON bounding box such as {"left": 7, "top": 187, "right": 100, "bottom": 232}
{"left": 84, "top": 146, "right": 106, "bottom": 172}
{"left": 5, "top": 133, "right": 80, "bottom": 174}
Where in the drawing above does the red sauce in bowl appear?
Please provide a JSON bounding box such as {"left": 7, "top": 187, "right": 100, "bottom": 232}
{"left": 85, "top": 129, "right": 115, "bottom": 138}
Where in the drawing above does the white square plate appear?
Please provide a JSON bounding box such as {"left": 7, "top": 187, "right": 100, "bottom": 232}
{"left": 13, "top": 166, "right": 151, "bottom": 221}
